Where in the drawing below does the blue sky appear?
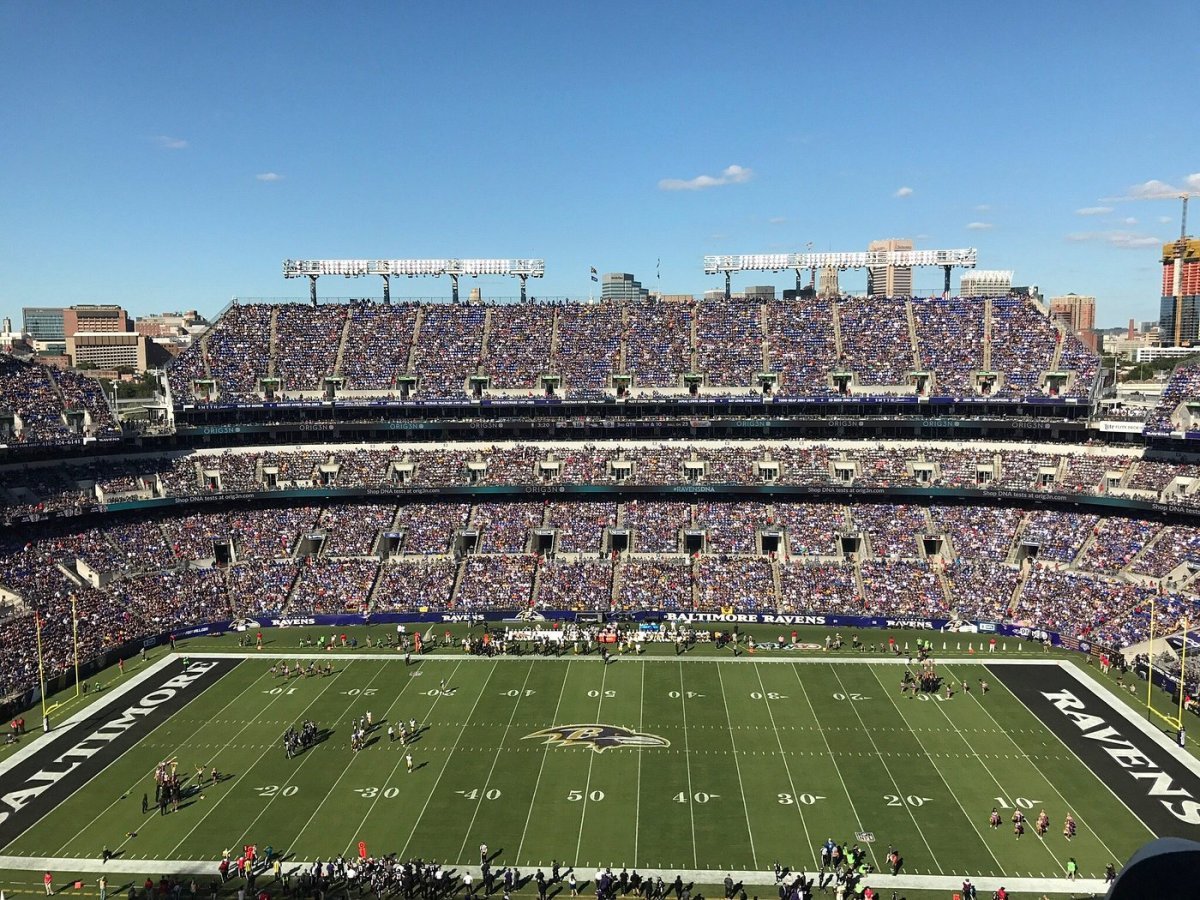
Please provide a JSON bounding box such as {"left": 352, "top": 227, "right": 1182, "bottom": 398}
{"left": 1, "top": 0, "right": 1196, "bottom": 328}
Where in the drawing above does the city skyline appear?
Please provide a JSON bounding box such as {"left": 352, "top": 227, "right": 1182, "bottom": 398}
{"left": 1, "top": 0, "right": 1196, "bottom": 329}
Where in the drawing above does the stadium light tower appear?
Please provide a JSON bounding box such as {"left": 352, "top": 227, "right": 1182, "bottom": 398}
{"left": 283, "top": 259, "right": 546, "bottom": 304}
{"left": 703, "top": 249, "right": 978, "bottom": 299}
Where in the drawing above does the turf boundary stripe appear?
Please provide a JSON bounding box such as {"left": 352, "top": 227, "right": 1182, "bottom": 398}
{"left": 185, "top": 651, "right": 1066, "bottom": 665}
{"left": 0, "top": 854, "right": 1110, "bottom": 896}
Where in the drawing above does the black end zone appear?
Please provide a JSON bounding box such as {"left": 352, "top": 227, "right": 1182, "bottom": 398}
{"left": 989, "top": 663, "right": 1200, "bottom": 839}
{"left": 0, "top": 658, "right": 239, "bottom": 848}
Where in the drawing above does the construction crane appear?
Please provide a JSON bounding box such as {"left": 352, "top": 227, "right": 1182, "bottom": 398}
{"left": 1173, "top": 193, "right": 1190, "bottom": 346}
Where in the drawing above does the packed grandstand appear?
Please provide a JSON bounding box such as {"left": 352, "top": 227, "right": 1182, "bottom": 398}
{"left": 5, "top": 294, "right": 1200, "bottom": 713}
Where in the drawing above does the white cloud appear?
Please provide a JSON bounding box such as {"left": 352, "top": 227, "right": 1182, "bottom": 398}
{"left": 1108, "top": 174, "right": 1200, "bottom": 200}
{"left": 974, "top": 204, "right": 991, "bottom": 212}
{"left": 1124, "top": 216, "right": 1138, "bottom": 225}
{"left": 153, "top": 135, "right": 188, "bottom": 150}
{"left": 768, "top": 216, "right": 787, "bottom": 225}
{"left": 658, "top": 164, "right": 752, "bottom": 191}
{"left": 256, "top": 172, "right": 283, "bottom": 182}
{"left": 1160, "top": 215, "right": 1174, "bottom": 224}
{"left": 1075, "top": 206, "right": 1113, "bottom": 216}
{"left": 965, "top": 221, "right": 993, "bottom": 231}
{"left": 893, "top": 186, "right": 913, "bottom": 198}
{"left": 1066, "top": 230, "right": 1162, "bottom": 248}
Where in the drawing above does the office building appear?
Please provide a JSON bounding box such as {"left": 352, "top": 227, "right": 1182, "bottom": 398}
{"left": 867, "top": 238, "right": 913, "bottom": 297}
{"left": 63, "top": 304, "right": 131, "bottom": 337}
{"left": 1159, "top": 238, "right": 1200, "bottom": 345}
{"left": 67, "top": 332, "right": 150, "bottom": 372}
{"left": 22, "top": 307, "right": 66, "bottom": 341}
{"left": 1049, "top": 294, "right": 1096, "bottom": 334}
{"left": 601, "top": 273, "right": 649, "bottom": 301}
{"left": 817, "top": 266, "right": 841, "bottom": 298}
{"left": 960, "top": 270, "right": 1013, "bottom": 298}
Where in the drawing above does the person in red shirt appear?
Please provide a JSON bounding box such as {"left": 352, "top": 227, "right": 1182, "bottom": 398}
{"left": 44, "top": 872, "right": 53, "bottom": 895}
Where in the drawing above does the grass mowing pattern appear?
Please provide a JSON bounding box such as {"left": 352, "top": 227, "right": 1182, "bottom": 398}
{"left": 2, "top": 657, "right": 1153, "bottom": 881}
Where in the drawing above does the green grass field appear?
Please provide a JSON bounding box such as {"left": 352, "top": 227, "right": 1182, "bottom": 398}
{"left": 0, "top": 638, "right": 1161, "bottom": 899}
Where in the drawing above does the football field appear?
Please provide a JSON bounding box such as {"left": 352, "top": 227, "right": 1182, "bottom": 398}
{"left": 1, "top": 648, "right": 1186, "bottom": 897}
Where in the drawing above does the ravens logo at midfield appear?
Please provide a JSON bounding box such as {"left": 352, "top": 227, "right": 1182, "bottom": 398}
{"left": 523, "top": 724, "right": 671, "bottom": 753}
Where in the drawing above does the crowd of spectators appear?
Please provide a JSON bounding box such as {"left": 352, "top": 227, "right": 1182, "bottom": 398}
{"left": 274, "top": 304, "right": 345, "bottom": 393}
{"left": 159, "top": 296, "right": 1099, "bottom": 404}
{"left": 836, "top": 298, "right": 913, "bottom": 385}
{"left": 0, "top": 357, "right": 118, "bottom": 446}
{"left": 340, "top": 302, "right": 418, "bottom": 390}
{"left": 911, "top": 298, "right": 985, "bottom": 395}
{"left": 483, "top": 304, "right": 554, "bottom": 389}
{"left": 624, "top": 300, "right": 693, "bottom": 387}
{"left": 988, "top": 298, "right": 1058, "bottom": 395}
{"left": 1146, "top": 361, "right": 1200, "bottom": 432}
{"left": 411, "top": 305, "right": 485, "bottom": 399}
{"left": 10, "top": 482, "right": 1200, "bottom": 699}
{"left": 536, "top": 558, "right": 613, "bottom": 610}
{"left": 1078, "top": 517, "right": 1162, "bottom": 574}
{"left": 765, "top": 299, "right": 838, "bottom": 396}
{"left": 696, "top": 300, "right": 762, "bottom": 387}
{"left": 556, "top": 303, "right": 621, "bottom": 398}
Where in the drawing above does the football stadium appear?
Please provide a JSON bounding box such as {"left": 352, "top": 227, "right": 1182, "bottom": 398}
{"left": 4, "top": 276, "right": 1200, "bottom": 900}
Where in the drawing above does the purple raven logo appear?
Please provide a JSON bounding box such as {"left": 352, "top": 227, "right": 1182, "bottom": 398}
{"left": 523, "top": 724, "right": 671, "bottom": 753}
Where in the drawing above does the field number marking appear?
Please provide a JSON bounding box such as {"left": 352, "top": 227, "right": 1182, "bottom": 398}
{"left": 674, "top": 791, "right": 718, "bottom": 804}
{"left": 567, "top": 789, "right": 606, "bottom": 802}
{"left": 587, "top": 689, "right": 616, "bottom": 698}
{"left": 915, "top": 694, "right": 949, "bottom": 702}
{"left": 832, "top": 692, "right": 870, "bottom": 701}
{"left": 667, "top": 690, "right": 705, "bottom": 699}
{"left": 456, "top": 789, "right": 502, "bottom": 800}
{"left": 994, "top": 796, "right": 1043, "bottom": 810}
{"left": 355, "top": 787, "right": 400, "bottom": 799}
{"left": 777, "top": 792, "right": 825, "bottom": 805}
{"left": 256, "top": 785, "right": 298, "bottom": 797}
{"left": 342, "top": 688, "right": 378, "bottom": 696}
{"left": 264, "top": 687, "right": 297, "bottom": 695}
{"left": 885, "top": 794, "right": 932, "bottom": 807}
{"left": 750, "top": 691, "right": 787, "bottom": 700}
{"left": 501, "top": 689, "right": 537, "bottom": 697}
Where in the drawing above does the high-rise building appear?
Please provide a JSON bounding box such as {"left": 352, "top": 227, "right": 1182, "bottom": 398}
{"left": 867, "top": 238, "right": 913, "bottom": 297}
{"left": 601, "top": 273, "right": 649, "bottom": 301}
{"left": 1159, "top": 238, "right": 1200, "bottom": 345}
{"left": 1049, "top": 294, "right": 1096, "bottom": 333}
{"left": 960, "top": 270, "right": 1014, "bottom": 298}
{"left": 22, "top": 307, "right": 66, "bottom": 341}
{"left": 817, "top": 266, "right": 841, "bottom": 297}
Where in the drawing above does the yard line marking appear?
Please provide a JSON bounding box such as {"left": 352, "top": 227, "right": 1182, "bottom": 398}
{"left": 677, "top": 662, "right": 698, "bottom": 869}
{"left": 950, "top": 663, "right": 1138, "bottom": 867}
{"left": 514, "top": 661, "right": 573, "bottom": 864}
{"left": 398, "top": 662, "right": 500, "bottom": 860}
{"left": 749, "top": 663, "right": 816, "bottom": 869}
{"left": 167, "top": 662, "right": 358, "bottom": 858}
{"left": 573, "top": 661, "right": 610, "bottom": 865}
{"left": 46, "top": 659, "right": 259, "bottom": 858}
{"left": 714, "top": 664, "right": 758, "bottom": 869}
{"left": 865, "top": 666, "right": 1007, "bottom": 874}
{"left": 827, "top": 664, "right": 943, "bottom": 871}
{"left": 788, "top": 664, "right": 881, "bottom": 871}
{"left": 455, "top": 662, "right": 538, "bottom": 864}
{"left": 336, "top": 659, "right": 464, "bottom": 858}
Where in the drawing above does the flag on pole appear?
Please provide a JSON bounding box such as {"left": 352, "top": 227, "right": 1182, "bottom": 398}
{"left": 590, "top": 266, "right": 598, "bottom": 283}
{"left": 656, "top": 258, "right": 661, "bottom": 280}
